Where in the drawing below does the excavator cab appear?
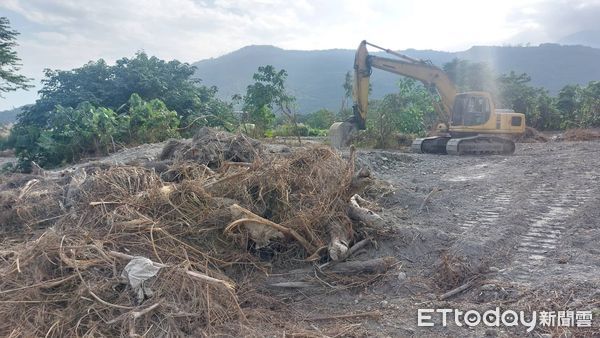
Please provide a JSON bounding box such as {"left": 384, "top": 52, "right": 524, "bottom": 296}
{"left": 451, "top": 93, "right": 491, "bottom": 127}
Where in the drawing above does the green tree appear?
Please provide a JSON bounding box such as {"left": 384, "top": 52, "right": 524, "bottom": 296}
{"left": 534, "top": 90, "right": 561, "bottom": 130}
{"left": 18, "top": 94, "right": 180, "bottom": 167}
{"left": 305, "top": 109, "right": 335, "bottom": 130}
{"left": 243, "top": 65, "right": 296, "bottom": 135}
{"left": 12, "top": 53, "right": 235, "bottom": 164}
{"left": 496, "top": 71, "right": 541, "bottom": 127}
{"left": 554, "top": 82, "right": 600, "bottom": 128}
{"left": 579, "top": 81, "right": 600, "bottom": 127}
{"left": 556, "top": 84, "right": 581, "bottom": 129}
{"left": 368, "top": 78, "right": 434, "bottom": 147}
{"left": 338, "top": 71, "right": 354, "bottom": 121}
{"left": 443, "top": 58, "right": 496, "bottom": 93}
{"left": 17, "top": 52, "right": 224, "bottom": 127}
{"left": 0, "top": 17, "right": 32, "bottom": 96}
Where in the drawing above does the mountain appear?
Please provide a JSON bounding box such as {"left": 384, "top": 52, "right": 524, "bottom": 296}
{"left": 558, "top": 30, "right": 600, "bottom": 49}
{"left": 456, "top": 44, "right": 600, "bottom": 92}
{"left": 193, "top": 44, "right": 600, "bottom": 113}
{"left": 193, "top": 45, "right": 454, "bottom": 113}
{"left": 0, "top": 106, "right": 27, "bottom": 124}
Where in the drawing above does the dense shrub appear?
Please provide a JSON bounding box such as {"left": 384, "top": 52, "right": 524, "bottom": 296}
{"left": 13, "top": 94, "right": 179, "bottom": 167}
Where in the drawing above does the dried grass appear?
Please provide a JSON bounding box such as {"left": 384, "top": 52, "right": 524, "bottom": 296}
{"left": 0, "top": 130, "right": 383, "bottom": 336}
{"left": 0, "top": 176, "right": 66, "bottom": 231}
{"left": 434, "top": 252, "right": 479, "bottom": 291}
{"left": 564, "top": 128, "right": 600, "bottom": 141}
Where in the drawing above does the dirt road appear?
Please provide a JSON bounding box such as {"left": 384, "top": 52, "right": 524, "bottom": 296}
{"left": 282, "top": 140, "right": 600, "bottom": 337}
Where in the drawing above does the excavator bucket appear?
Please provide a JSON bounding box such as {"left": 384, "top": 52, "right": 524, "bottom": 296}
{"left": 329, "top": 121, "right": 357, "bottom": 149}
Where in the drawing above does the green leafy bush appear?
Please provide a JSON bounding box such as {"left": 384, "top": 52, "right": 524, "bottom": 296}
{"left": 308, "top": 128, "right": 328, "bottom": 137}
{"left": 304, "top": 109, "right": 335, "bottom": 130}
{"left": 10, "top": 52, "right": 235, "bottom": 169}
{"left": 367, "top": 78, "right": 434, "bottom": 148}
{"left": 274, "top": 123, "right": 309, "bottom": 137}
{"left": 12, "top": 94, "right": 180, "bottom": 168}
{"left": 34, "top": 102, "right": 120, "bottom": 166}
{"left": 119, "top": 94, "right": 180, "bottom": 144}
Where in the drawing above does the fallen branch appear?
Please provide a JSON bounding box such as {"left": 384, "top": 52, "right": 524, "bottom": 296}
{"left": 419, "top": 187, "right": 440, "bottom": 213}
{"left": 203, "top": 170, "right": 248, "bottom": 189}
{"left": 320, "top": 238, "right": 372, "bottom": 269}
{"left": 438, "top": 280, "right": 475, "bottom": 300}
{"left": 352, "top": 194, "right": 381, "bottom": 211}
{"left": 307, "top": 311, "right": 381, "bottom": 321}
{"left": 107, "top": 301, "right": 162, "bottom": 324}
{"left": 344, "top": 238, "right": 372, "bottom": 258}
{"left": 220, "top": 161, "right": 253, "bottom": 169}
{"left": 224, "top": 217, "right": 284, "bottom": 248}
{"left": 74, "top": 265, "right": 133, "bottom": 310}
{"left": 108, "top": 250, "right": 234, "bottom": 290}
{"left": 348, "top": 194, "right": 383, "bottom": 223}
{"left": 0, "top": 275, "right": 76, "bottom": 295}
{"left": 330, "top": 194, "right": 379, "bottom": 261}
{"left": 268, "top": 282, "right": 317, "bottom": 288}
{"left": 226, "top": 204, "right": 317, "bottom": 254}
{"left": 89, "top": 201, "right": 123, "bottom": 206}
{"left": 327, "top": 257, "right": 397, "bottom": 275}
{"left": 328, "top": 219, "right": 351, "bottom": 261}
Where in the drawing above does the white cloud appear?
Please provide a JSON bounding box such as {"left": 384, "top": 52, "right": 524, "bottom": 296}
{"left": 508, "top": 0, "right": 600, "bottom": 44}
{"left": 0, "top": 0, "right": 596, "bottom": 109}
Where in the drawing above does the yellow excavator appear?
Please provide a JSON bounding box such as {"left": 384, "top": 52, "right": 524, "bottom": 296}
{"left": 330, "top": 41, "right": 526, "bottom": 155}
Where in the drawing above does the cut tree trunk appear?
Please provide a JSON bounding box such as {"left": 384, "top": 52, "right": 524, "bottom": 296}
{"left": 327, "top": 257, "right": 397, "bottom": 275}
{"left": 227, "top": 204, "right": 317, "bottom": 254}
{"left": 328, "top": 219, "right": 352, "bottom": 261}
{"left": 347, "top": 194, "right": 383, "bottom": 225}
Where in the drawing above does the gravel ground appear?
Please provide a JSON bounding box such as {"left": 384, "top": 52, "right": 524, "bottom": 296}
{"left": 274, "top": 140, "right": 600, "bottom": 337}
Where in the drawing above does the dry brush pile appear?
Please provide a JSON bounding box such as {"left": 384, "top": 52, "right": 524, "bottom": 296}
{"left": 0, "top": 128, "right": 393, "bottom": 337}
{"left": 564, "top": 128, "right": 600, "bottom": 141}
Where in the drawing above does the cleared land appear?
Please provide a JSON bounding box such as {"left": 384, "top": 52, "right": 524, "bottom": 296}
{"left": 0, "top": 132, "right": 598, "bottom": 337}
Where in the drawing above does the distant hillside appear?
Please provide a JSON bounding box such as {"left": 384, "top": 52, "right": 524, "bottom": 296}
{"left": 193, "top": 44, "right": 600, "bottom": 113}
{"left": 558, "top": 30, "right": 600, "bottom": 49}
{"left": 0, "top": 106, "right": 26, "bottom": 124}
{"left": 456, "top": 44, "right": 600, "bottom": 92}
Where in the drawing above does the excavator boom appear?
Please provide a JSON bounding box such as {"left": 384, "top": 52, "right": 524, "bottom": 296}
{"left": 353, "top": 40, "right": 456, "bottom": 128}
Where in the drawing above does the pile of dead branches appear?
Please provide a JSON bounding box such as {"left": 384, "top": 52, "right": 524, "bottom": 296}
{"left": 159, "top": 127, "right": 263, "bottom": 168}
{"left": 0, "top": 128, "right": 391, "bottom": 337}
{"left": 564, "top": 128, "right": 600, "bottom": 141}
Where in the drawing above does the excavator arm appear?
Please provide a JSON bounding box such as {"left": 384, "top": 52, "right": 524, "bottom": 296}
{"left": 331, "top": 40, "right": 523, "bottom": 155}
{"left": 352, "top": 40, "right": 457, "bottom": 129}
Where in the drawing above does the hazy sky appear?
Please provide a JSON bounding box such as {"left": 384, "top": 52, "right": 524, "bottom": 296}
{"left": 1, "top": 0, "right": 599, "bottom": 110}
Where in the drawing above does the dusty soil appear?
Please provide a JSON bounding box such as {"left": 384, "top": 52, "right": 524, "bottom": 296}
{"left": 1, "top": 138, "right": 599, "bottom": 336}
{"left": 265, "top": 140, "right": 600, "bottom": 337}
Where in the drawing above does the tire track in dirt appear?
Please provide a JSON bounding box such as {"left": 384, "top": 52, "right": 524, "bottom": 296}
{"left": 441, "top": 160, "right": 513, "bottom": 234}
{"left": 504, "top": 181, "right": 595, "bottom": 284}
{"left": 440, "top": 156, "right": 597, "bottom": 285}
{"left": 458, "top": 187, "right": 512, "bottom": 233}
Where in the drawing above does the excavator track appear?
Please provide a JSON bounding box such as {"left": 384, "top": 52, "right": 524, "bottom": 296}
{"left": 411, "top": 136, "right": 451, "bottom": 154}
{"left": 446, "top": 135, "right": 515, "bottom": 155}
{"left": 411, "top": 135, "right": 516, "bottom": 155}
